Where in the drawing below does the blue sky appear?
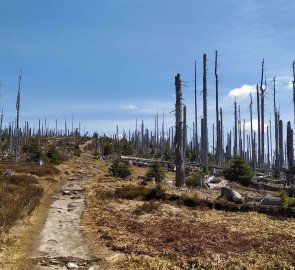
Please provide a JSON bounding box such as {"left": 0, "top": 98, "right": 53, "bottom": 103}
{"left": 0, "top": 0, "right": 294, "bottom": 137}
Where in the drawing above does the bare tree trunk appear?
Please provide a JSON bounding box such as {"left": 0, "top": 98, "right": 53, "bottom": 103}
{"left": 273, "top": 77, "right": 280, "bottom": 178}
{"left": 267, "top": 125, "right": 270, "bottom": 165}
{"left": 194, "top": 60, "right": 199, "bottom": 162}
{"left": 279, "top": 118, "right": 284, "bottom": 167}
{"left": 175, "top": 74, "right": 185, "bottom": 187}
{"left": 183, "top": 105, "right": 187, "bottom": 160}
{"left": 287, "top": 121, "right": 294, "bottom": 185}
{"left": 293, "top": 61, "right": 295, "bottom": 124}
{"left": 202, "top": 54, "right": 208, "bottom": 171}
{"left": 238, "top": 105, "right": 242, "bottom": 156}
{"left": 212, "top": 123, "right": 215, "bottom": 156}
{"left": 215, "top": 50, "right": 220, "bottom": 165}
{"left": 15, "top": 69, "right": 22, "bottom": 163}
{"left": 234, "top": 98, "right": 238, "bottom": 156}
{"left": 253, "top": 131, "right": 257, "bottom": 173}
{"left": 256, "top": 85, "right": 261, "bottom": 166}
{"left": 260, "top": 59, "right": 266, "bottom": 165}
{"left": 220, "top": 107, "right": 223, "bottom": 164}
{"left": 250, "top": 92, "right": 256, "bottom": 173}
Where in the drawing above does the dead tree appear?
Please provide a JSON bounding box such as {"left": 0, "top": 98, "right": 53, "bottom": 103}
{"left": 238, "top": 105, "right": 242, "bottom": 156}
{"left": 234, "top": 98, "right": 238, "bottom": 156}
{"left": 202, "top": 54, "right": 208, "bottom": 171}
{"left": 279, "top": 118, "right": 284, "bottom": 167}
{"left": 256, "top": 84, "right": 261, "bottom": 165}
{"left": 260, "top": 59, "right": 266, "bottom": 165}
{"left": 267, "top": 125, "right": 270, "bottom": 165}
{"left": 286, "top": 121, "right": 293, "bottom": 184}
{"left": 175, "top": 74, "right": 185, "bottom": 187}
{"left": 220, "top": 107, "right": 223, "bottom": 164}
{"left": 250, "top": 92, "right": 256, "bottom": 173}
{"left": 293, "top": 61, "right": 295, "bottom": 124}
{"left": 15, "top": 69, "right": 22, "bottom": 163}
{"left": 274, "top": 77, "right": 280, "bottom": 178}
{"left": 215, "top": 50, "right": 221, "bottom": 165}
{"left": 183, "top": 105, "right": 187, "bottom": 159}
{"left": 194, "top": 60, "right": 199, "bottom": 161}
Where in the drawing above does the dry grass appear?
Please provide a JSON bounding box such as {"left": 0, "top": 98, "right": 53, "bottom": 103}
{"left": 83, "top": 160, "right": 295, "bottom": 270}
{"left": 0, "top": 162, "right": 60, "bottom": 177}
{"left": 0, "top": 174, "right": 43, "bottom": 236}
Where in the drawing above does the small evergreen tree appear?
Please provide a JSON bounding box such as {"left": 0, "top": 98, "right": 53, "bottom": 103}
{"left": 146, "top": 161, "right": 166, "bottom": 183}
{"left": 23, "top": 140, "right": 43, "bottom": 162}
{"left": 109, "top": 158, "right": 131, "bottom": 179}
{"left": 223, "top": 156, "right": 253, "bottom": 186}
{"left": 46, "top": 145, "right": 61, "bottom": 165}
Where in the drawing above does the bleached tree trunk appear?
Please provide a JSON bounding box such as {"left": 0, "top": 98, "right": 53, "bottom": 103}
{"left": 256, "top": 85, "right": 261, "bottom": 165}
{"left": 175, "top": 74, "right": 185, "bottom": 187}
{"left": 279, "top": 118, "right": 284, "bottom": 167}
{"left": 15, "top": 69, "right": 22, "bottom": 163}
{"left": 234, "top": 98, "right": 238, "bottom": 156}
{"left": 273, "top": 77, "right": 280, "bottom": 178}
{"left": 215, "top": 50, "right": 221, "bottom": 165}
{"left": 183, "top": 105, "right": 187, "bottom": 159}
{"left": 260, "top": 59, "right": 266, "bottom": 165}
{"left": 250, "top": 92, "right": 256, "bottom": 173}
{"left": 202, "top": 54, "right": 208, "bottom": 171}
{"left": 293, "top": 61, "right": 295, "bottom": 124}
{"left": 286, "top": 121, "right": 294, "bottom": 185}
{"left": 194, "top": 60, "right": 199, "bottom": 162}
{"left": 220, "top": 107, "right": 223, "bottom": 164}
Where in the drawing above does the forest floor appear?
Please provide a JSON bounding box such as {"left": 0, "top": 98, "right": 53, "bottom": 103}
{"left": 1, "top": 143, "right": 295, "bottom": 270}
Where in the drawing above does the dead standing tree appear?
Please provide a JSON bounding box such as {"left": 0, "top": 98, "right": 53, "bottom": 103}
{"left": 256, "top": 84, "right": 261, "bottom": 166}
{"left": 175, "top": 74, "right": 185, "bottom": 187}
{"left": 293, "top": 61, "right": 295, "bottom": 124}
{"left": 286, "top": 121, "right": 294, "bottom": 185}
{"left": 250, "top": 92, "right": 256, "bottom": 173}
{"left": 215, "top": 50, "right": 221, "bottom": 165}
{"left": 202, "top": 54, "right": 208, "bottom": 172}
{"left": 194, "top": 60, "right": 199, "bottom": 161}
{"left": 234, "top": 98, "right": 238, "bottom": 156}
{"left": 15, "top": 69, "right": 22, "bottom": 163}
{"left": 260, "top": 59, "right": 266, "bottom": 165}
{"left": 273, "top": 77, "right": 280, "bottom": 178}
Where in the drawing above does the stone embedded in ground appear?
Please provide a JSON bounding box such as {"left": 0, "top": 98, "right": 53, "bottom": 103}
{"left": 67, "top": 261, "right": 79, "bottom": 269}
{"left": 63, "top": 190, "right": 72, "bottom": 195}
{"left": 220, "top": 187, "right": 244, "bottom": 203}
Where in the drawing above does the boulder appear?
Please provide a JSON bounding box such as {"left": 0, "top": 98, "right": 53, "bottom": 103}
{"left": 220, "top": 187, "right": 244, "bottom": 203}
{"left": 67, "top": 262, "right": 79, "bottom": 269}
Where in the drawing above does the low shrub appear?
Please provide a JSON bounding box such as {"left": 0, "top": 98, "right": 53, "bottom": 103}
{"left": 115, "top": 185, "right": 148, "bottom": 200}
{"left": 223, "top": 156, "right": 253, "bottom": 186}
{"left": 146, "top": 161, "right": 166, "bottom": 182}
{"left": 109, "top": 158, "right": 131, "bottom": 179}
{"left": 46, "top": 145, "right": 61, "bottom": 165}
{"left": 133, "top": 201, "right": 160, "bottom": 215}
{"left": 0, "top": 176, "right": 43, "bottom": 235}
{"left": 15, "top": 164, "right": 60, "bottom": 177}
{"left": 185, "top": 171, "right": 205, "bottom": 188}
{"left": 144, "top": 184, "right": 166, "bottom": 200}
{"left": 4, "top": 174, "right": 38, "bottom": 185}
{"left": 274, "top": 192, "right": 295, "bottom": 207}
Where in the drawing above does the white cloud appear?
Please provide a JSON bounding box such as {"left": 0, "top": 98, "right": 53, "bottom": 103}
{"left": 288, "top": 80, "right": 294, "bottom": 90}
{"left": 228, "top": 84, "right": 257, "bottom": 100}
{"left": 122, "top": 103, "right": 137, "bottom": 110}
{"left": 244, "top": 118, "right": 268, "bottom": 132}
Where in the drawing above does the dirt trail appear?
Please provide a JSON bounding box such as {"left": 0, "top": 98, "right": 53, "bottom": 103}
{"left": 26, "top": 141, "right": 101, "bottom": 270}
